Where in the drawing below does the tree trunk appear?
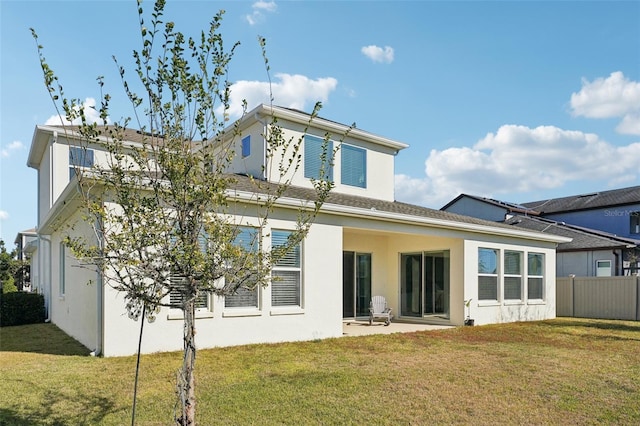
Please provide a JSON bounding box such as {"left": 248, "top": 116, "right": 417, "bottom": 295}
{"left": 177, "top": 300, "right": 197, "bottom": 425}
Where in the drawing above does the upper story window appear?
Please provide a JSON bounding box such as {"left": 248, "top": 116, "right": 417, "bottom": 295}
{"left": 304, "top": 135, "right": 333, "bottom": 181}
{"left": 341, "top": 144, "right": 366, "bottom": 188}
{"left": 631, "top": 212, "right": 640, "bottom": 234}
{"left": 241, "top": 135, "right": 251, "bottom": 158}
{"left": 69, "top": 146, "right": 94, "bottom": 179}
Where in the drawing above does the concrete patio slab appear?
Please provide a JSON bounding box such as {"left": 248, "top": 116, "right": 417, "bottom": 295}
{"left": 342, "top": 320, "right": 453, "bottom": 337}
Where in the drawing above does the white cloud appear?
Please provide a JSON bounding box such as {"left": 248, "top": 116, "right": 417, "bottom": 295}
{"left": 395, "top": 124, "right": 640, "bottom": 208}
{"left": 44, "top": 97, "right": 110, "bottom": 126}
{"left": 361, "top": 45, "right": 394, "bottom": 64}
{"left": 0, "top": 210, "right": 8, "bottom": 221}
{"left": 223, "top": 73, "right": 338, "bottom": 118}
{"left": 1, "top": 141, "right": 24, "bottom": 158}
{"left": 570, "top": 71, "right": 640, "bottom": 135}
{"left": 246, "top": 1, "right": 277, "bottom": 26}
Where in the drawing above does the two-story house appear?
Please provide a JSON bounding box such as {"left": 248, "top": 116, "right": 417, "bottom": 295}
{"left": 27, "top": 104, "right": 568, "bottom": 356}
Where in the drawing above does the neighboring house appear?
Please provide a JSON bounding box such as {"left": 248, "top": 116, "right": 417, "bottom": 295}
{"left": 13, "top": 228, "right": 37, "bottom": 291}
{"left": 27, "top": 104, "right": 568, "bottom": 356}
{"left": 505, "top": 215, "right": 639, "bottom": 277}
{"left": 522, "top": 186, "right": 640, "bottom": 240}
{"left": 441, "top": 194, "right": 538, "bottom": 222}
{"left": 442, "top": 190, "right": 640, "bottom": 277}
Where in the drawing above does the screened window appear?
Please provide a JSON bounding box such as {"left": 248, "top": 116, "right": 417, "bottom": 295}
{"left": 69, "top": 147, "right": 94, "bottom": 179}
{"left": 478, "top": 248, "right": 498, "bottom": 301}
{"left": 504, "top": 250, "right": 523, "bottom": 300}
{"left": 304, "top": 135, "right": 333, "bottom": 181}
{"left": 271, "top": 230, "right": 302, "bottom": 307}
{"left": 225, "top": 227, "right": 260, "bottom": 308}
{"left": 527, "top": 253, "right": 544, "bottom": 299}
{"left": 341, "top": 145, "right": 366, "bottom": 188}
{"left": 241, "top": 135, "right": 251, "bottom": 158}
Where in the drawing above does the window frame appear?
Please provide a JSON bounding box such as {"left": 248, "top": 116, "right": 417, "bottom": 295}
{"left": 478, "top": 248, "right": 499, "bottom": 301}
{"left": 503, "top": 250, "right": 523, "bottom": 301}
{"left": 595, "top": 259, "right": 612, "bottom": 277}
{"left": 303, "top": 135, "right": 333, "bottom": 181}
{"left": 69, "top": 146, "right": 95, "bottom": 179}
{"left": 168, "top": 233, "right": 211, "bottom": 313}
{"left": 224, "top": 226, "right": 260, "bottom": 310}
{"left": 527, "top": 252, "right": 545, "bottom": 300}
{"left": 341, "top": 144, "right": 367, "bottom": 188}
{"left": 241, "top": 135, "right": 251, "bottom": 158}
{"left": 271, "top": 229, "right": 302, "bottom": 308}
{"left": 630, "top": 211, "right": 640, "bottom": 235}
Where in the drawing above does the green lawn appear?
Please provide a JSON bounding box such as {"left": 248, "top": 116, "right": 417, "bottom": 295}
{"left": 1, "top": 318, "right": 639, "bottom": 425}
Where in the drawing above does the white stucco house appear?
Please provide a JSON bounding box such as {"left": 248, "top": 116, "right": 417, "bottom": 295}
{"left": 27, "top": 104, "right": 569, "bottom": 357}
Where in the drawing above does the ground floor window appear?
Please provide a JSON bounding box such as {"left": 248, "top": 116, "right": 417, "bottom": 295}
{"left": 527, "top": 253, "right": 544, "bottom": 299}
{"left": 478, "top": 248, "right": 546, "bottom": 302}
{"left": 169, "top": 275, "right": 209, "bottom": 310}
{"left": 504, "top": 250, "right": 523, "bottom": 300}
{"left": 225, "top": 226, "right": 260, "bottom": 309}
{"left": 478, "top": 248, "right": 498, "bottom": 301}
{"left": 271, "top": 230, "right": 302, "bottom": 307}
{"left": 595, "top": 260, "right": 612, "bottom": 277}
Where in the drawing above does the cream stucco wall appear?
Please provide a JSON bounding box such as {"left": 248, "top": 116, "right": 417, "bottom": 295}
{"left": 48, "top": 209, "right": 100, "bottom": 352}
{"left": 100, "top": 214, "right": 343, "bottom": 357}
{"left": 463, "top": 239, "right": 557, "bottom": 325}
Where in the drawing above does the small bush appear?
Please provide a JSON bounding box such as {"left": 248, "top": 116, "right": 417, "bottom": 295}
{"left": 1, "top": 292, "right": 46, "bottom": 327}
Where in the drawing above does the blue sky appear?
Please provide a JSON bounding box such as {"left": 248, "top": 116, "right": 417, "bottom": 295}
{"left": 1, "top": 0, "right": 639, "bottom": 243}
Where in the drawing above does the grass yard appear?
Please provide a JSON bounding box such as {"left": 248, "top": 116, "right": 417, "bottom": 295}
{"left": 1, "top": 318, "right": 639, "bottom": 425}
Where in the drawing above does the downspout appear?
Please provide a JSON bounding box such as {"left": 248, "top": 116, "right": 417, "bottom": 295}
{"left": 613, "top": 249, "right": 620, "bottom": 276}
{"left": 95, "top": 215, "right": 104, "bottom": 356}
{"left": 40, "top": 234, "right": 52, "bottom": 322}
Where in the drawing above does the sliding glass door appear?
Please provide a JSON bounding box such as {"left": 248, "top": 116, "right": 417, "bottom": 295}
{"left": 343, "top": 252, "right": 372, "bottom": 318}
{"left": 401, "top": 251, "right": 450, "bottom": 318}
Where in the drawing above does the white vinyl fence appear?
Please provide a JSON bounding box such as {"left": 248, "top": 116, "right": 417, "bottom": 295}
{"left": 556, "top": 276, "right": 640, "bottom": 320}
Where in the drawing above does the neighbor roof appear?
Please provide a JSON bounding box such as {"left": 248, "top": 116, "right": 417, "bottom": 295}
{"left": 440, "top": 193, "right": 538, "bottom": 215}
{"left": 505, "top": 215, "right": 639, "bottom": 251}
{"left": 522, "top": 186, "right": 640, "bottom": 214}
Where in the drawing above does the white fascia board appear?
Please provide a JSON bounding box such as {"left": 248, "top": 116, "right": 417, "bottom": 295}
{"left": 229, "top": 189, "right": 572, "bottom": 244}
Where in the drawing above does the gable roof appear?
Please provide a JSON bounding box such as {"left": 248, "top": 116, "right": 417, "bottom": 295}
{"left": 505, "top": 215, "right": 639, "bottom": 251}
{"left": 522, "top": 185, "right": 640, "bottom": 214}
{"left": 440, "top": 193, "right": 538, "bottom": 215}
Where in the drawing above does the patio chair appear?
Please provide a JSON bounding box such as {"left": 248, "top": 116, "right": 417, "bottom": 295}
{"left": 369, "top": 295, "right": 393, "bottom": 326}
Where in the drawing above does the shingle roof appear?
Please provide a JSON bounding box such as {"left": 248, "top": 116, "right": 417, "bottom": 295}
{"left": 522, "top": 186, "right": 640, "bottom": 214}
{"left": 505, "top": 215, "right": 639, "bottom": 251}
{"left": 231, "top": 175, "right": 552, "bottom": 232}
{"left": 440, "top": 193, "right": 538, "bottom": 214}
